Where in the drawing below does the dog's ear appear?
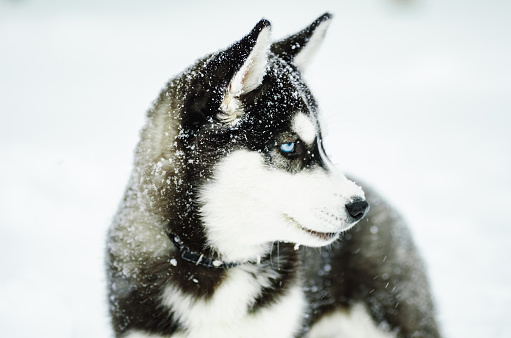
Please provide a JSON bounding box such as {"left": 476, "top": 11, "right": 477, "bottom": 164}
{"left": 271, "top": 13, "right": 332, "bottom": 73}
{"left": 218, "top": 19, "right": 272, "bottom": 124}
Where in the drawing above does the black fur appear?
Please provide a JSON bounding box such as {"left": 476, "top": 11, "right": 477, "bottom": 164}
{"left": 107, "top": 13, "right": 441, "bottom": 338}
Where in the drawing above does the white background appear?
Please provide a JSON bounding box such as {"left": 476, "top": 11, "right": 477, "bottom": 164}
{"left": 1, "top": 0, "right": 510, "bottom": 337}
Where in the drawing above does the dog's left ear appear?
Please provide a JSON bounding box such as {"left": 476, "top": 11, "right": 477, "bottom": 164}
{"left": 271, "top": 13, "right": 332, "bottom": 73}
{"left": 218, "top": 19, "right": 272, "bottom": 124}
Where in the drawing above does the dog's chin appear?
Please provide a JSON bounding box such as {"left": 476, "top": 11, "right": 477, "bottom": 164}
{"left": 298, "top": 230, "right": 340, "bottom": 247}
{"left": 284, "top": 215, "right": 342, "bottom": 247}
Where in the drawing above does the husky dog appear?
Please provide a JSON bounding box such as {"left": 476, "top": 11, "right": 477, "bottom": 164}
{"left": 107, "top": 13, "right": 440, "bottom": 338}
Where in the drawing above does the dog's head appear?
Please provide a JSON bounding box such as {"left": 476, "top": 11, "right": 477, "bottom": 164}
{"left": 158, "top": 14, "right": 368, "bottom": 261}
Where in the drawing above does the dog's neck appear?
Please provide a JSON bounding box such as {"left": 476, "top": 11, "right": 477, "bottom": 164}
{"left": 168, "top": 232, "right": 243, "bottom": 269}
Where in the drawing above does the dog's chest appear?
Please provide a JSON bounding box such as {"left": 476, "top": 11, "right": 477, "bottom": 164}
{"left": 161, "top": 264, "right": 306, "bottom": 337}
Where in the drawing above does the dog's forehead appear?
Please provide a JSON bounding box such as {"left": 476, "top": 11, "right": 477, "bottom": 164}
{"left": 267, "top": 59, "right": 318, "bottom": 113}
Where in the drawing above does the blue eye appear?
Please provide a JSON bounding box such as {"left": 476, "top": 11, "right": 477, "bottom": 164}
{"left": 280, "top": 142, "right": 295, "bottom": 153}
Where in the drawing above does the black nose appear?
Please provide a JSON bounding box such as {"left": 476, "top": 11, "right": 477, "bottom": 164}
{"left": 345, "top": 199, "right": 369, "bottom": 221}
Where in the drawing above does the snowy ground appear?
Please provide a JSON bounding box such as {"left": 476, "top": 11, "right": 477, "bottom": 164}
{"left": 1, "top": 0, "right": 510, "bottom": 337}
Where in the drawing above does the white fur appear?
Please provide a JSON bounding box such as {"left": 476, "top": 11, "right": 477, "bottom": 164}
{"left": 292, "top": 112, "right": 317, "bottom": 145}
{"left": 293, "top": 19, "right": 331, "bottom": 73}
{"left": 231, "top": 26, "right": 271, "bottom": 95}
{"left": 124, "top": 331, "right": 167, "bottom": 338}
{"left": 160, "top": 264, "right": 305, "bottom": 337}
{"left": 199, "top": 150, "right": 364, "bottom": 262}
{"left": 220, "top": 26, "right": 271, "bottom": 124}
{"left": 307, "top": 302, "right": 396, "bottom": 338}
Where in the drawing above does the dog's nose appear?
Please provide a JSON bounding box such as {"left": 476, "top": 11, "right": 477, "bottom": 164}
{"left": 345, "top": 199, "right": 369, "bottom": 221}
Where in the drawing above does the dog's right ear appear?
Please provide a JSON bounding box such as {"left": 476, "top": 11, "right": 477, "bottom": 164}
{"left": 217, "top": 19, "right": 272, "bottom": 125}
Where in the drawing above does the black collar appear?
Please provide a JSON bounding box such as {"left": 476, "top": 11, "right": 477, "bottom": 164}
{"left": 168, "top": 233, "right": 241, "bottom": 269}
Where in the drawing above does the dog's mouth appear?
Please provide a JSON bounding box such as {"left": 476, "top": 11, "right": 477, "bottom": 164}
{"left": 285, "top": 215, "right": 340, "bottom": 241}
{"left": 302, "top": 227, "right": 339, "bottom": 241}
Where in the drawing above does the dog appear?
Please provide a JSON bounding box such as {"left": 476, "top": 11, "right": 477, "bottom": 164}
{"left": 106, "top": 13, "right": 440, "bottom": 338}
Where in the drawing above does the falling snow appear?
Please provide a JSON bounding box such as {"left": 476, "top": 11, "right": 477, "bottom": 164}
{"left": 1, "top": 1, "right": 510, "bottom": 338}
